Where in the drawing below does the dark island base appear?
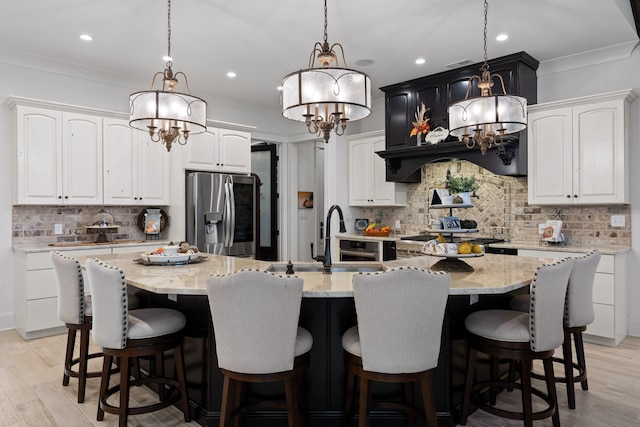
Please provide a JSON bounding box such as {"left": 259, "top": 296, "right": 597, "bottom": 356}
{"left": 140, "top": 290, "right": 517, "bottom": 427}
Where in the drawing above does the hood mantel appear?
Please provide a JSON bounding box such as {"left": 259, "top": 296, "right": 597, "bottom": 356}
{"left": 376, "top": 139, "right": 525, "bottom": 183}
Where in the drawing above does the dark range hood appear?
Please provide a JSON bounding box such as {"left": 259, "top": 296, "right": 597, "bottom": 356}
{"left": 377, "top": 52, "right": 539, "bottom": 183}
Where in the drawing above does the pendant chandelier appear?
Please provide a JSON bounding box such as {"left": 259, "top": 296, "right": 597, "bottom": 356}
{"left": 129, "top": 0, "right": 207, "bottom": 152}
{"left": 281, "top": 0, "right": 371, "bottom": 143}
{"left": 448, "top": 0, "right": 527, "bottom": 155}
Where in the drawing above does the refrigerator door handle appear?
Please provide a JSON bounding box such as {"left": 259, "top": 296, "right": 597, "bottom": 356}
{"left": 227, "top": 176, "right": 236, "bottom": 247}
{"left": 224, "top": 177, "right": 232, "bottom": 247}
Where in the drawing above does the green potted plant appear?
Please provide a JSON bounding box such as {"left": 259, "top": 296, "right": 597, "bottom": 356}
{"left": 445, "top": 174, "right": 479, "bottom": 204}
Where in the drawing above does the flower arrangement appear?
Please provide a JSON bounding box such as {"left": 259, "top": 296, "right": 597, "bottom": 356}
{"left": 410, "top": 102, "right": 431, "bottom": 139}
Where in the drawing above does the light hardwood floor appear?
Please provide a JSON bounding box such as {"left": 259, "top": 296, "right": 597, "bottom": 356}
{"left": 1, "top": 329, "right": 639, "bottom": 426}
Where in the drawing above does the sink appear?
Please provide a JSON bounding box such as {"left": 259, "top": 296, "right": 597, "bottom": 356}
{"left": 266, "top": 263, "right": 386, "bottom": 274}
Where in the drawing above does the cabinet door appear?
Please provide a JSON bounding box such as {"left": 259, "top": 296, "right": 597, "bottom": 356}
{"left": 573, "top": 100, "right": 626, "bottom": 204}
{"left": 218, "top": 129, "right": 251, "bottom": 173}
{"left": 183, "top": 127, "right": 220, "bottom": 171}
{"left": 103, "top": 117, "right": 138, "bottom": 205}
{"left": 527, "top": 108, "right": 573, "bottom": 205}
{"left": 349, "top": 139, "right": 373, "bottom": 205}
{"left": 62, "top": 113, "right": 103, "bottom": 205}
{"left": 15, "top": 106, "right": 62, "bottom": 204}
{"left": 385, "top": 88, "right": 413, "bottom": 149}
{"left": 371, "top": 137, "right": 397, "bottom": 205}
{"left": 138, "top": 132, "right": 171, "bottom": 205}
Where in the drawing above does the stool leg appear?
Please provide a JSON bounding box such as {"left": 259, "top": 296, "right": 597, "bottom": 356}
{"left": 63, "top": 328, "right": 76, "bottom": 386}
{"left": 489, "top": 356, "right": 499, "bottom": 405}
{"left": 343, "top": 368, "right": 355, "bottom": 426}
{"left": 358, "top": 377, "right": 371, "bottom": 427}
{"left": 119, "top": 355, "right": 131, "bottom": 427}
{"left": 174, "top": 344, "right": 191, "bottom": 422}
{"left": 460, "top": 348, "right": 478, "bottom": 425}
{"left": 77, "top": 327, "right": 90, "bottom": 403}
{"left": 284, "top": 375, "right": 298, "bottom": 427}
{"left": 520, "top": 359, "right": 533, "bottom": 427}
{"left": 574, "top": 331, "right": 588, "bottom": 390}
{"left": 404, "top": 382, "right": 416, "bottom": 427}
{"left": 562, "top": 329, "right": 576, "bottom": 409}
{"left": 155, "top": 352, "right": 165, "bottom": 400}
{"left": 97, "top": 355, "right": 112, "bottom": 421}
{"left": 219, "top": 375, "right": 234, "bottom": 427}
{"left": 543, "top": 357, "right": 561, "bottom": 427}
{"left": 419, "top": 372, "right": 437, "bottom": 427}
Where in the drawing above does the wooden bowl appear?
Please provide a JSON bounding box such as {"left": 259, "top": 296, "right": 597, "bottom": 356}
{"left": 364, "top": 229, "right": 391, "bottom": 237}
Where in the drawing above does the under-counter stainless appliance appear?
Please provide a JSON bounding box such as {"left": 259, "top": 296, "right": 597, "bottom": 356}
{"left": 339, "top": 239, "right": 396, "bottom": 261}
{"left": 186, "top": 171, "right": 257, "bottom": 257}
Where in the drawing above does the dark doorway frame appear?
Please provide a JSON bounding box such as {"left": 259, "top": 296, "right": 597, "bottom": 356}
{"left": 251, "top": 143, "right": 278, "bottom": 261}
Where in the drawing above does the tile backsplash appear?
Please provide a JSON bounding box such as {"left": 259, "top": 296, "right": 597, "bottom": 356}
{"left": 12, "top": 206, "right": 170, "bottom": 245}
{"left": 360, "top": 160, "right": 630, "bottom": 247}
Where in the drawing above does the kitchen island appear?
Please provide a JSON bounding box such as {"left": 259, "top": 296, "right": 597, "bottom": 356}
{"left": 75, "top": 252, "right": 547, "bottom": 427}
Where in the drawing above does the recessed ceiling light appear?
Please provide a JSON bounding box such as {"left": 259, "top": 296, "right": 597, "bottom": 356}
{"left": 496, "top": 34, "right": 508, "bottom": 41}
{"left": 227, "top": 71, "right": 237, "bottom": 78}
{"left": 276, "top": 86, "right": 283, "bottom": 91}
{"left": 162, "top": 55, "right": 172, "bottom": 62}
{"left": 355, "top": 59, "right": 375, "bottom": 66}
{"left": 415, "top": 58, "right": 426, "bottom": 65}
{"left": 79, "top": 34, "right": 93, "bottom": 41}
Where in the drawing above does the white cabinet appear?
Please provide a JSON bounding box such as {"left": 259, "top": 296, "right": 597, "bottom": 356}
{"left": 183, "top": 127, "right": 251, "bottom": 173}
{"left": 528, "top": 90, "right": 636, "bottom": 205}
{"left": 518, "top": 249, "right": 627, "bottom": 347}
{"left": 12, "top": 105, "right": 103, "bottom": 205}
{"left": 348, "top": 131, "right": 406, "bottom": 206}
{"left": 103, "top": 117, "right": 171, "bottom": 205}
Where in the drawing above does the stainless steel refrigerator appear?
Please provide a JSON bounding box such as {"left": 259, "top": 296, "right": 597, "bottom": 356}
{"left": 186, "top": 171, "right": 258, "bottom": 257}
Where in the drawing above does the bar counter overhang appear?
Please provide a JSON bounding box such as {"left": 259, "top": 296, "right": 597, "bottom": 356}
{"left": 76, "top": 253, "right": 547, "bottom": 427}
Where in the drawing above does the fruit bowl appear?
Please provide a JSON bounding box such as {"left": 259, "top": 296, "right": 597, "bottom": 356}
{"left": 364, "top": 229, "right": 391, "bottom": 237}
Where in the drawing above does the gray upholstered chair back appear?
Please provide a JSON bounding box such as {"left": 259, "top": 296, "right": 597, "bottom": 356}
{"left": 566, "top": 250, "right": 600, "bottom": 328}
{"left": 206, "top": 270, "right": 304, "bottom": 374}
{"left": 352, "top": 267, "right": 450, "bottom": 374}
{"left": 529, "top": 258, "right": 574, "bottom": 352}
{"left": 51, "top": 250, "right": 85, "bottom": 325}
{"left": 85, "top": 258, "right": 129, "bottom": 350}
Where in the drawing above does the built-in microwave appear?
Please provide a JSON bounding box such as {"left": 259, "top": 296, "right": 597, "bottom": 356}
{"left": 339, "top": 239, "right": 396, "bottom": 262}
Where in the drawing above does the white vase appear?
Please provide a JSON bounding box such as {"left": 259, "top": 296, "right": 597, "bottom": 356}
{"left": 460, "top": 192, "right": 471, "bottom": 204}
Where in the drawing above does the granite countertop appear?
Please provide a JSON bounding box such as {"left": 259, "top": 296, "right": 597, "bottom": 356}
{"left": 489, "top": 241, "right": 630, "bottom": 255}
{"left": 13, "top": 240, "right": 172, "bottom": 253}
{"left": 72, "top": 252, "right": 547, "bottom": 299}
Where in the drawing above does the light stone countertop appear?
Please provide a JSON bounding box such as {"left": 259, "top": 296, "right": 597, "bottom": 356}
{"left": 13, "top": 240, "right": 171, "bottom": 253}
{"left": 489, "top": 241, "right": 630, "bottom": 255}
{"left": 72, "top": 252, "right": 549, "bottom": 298}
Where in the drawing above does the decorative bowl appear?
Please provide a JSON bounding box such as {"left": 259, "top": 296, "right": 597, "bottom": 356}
{"left": 364, "top": 229, "right": 391, "bottom": 237}
{"left": 162, "top": 245, "right": 180, "bottom": 255}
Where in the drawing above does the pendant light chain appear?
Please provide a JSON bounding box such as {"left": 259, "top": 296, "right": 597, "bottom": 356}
{"left": 167, "top": 0, "right": 172, "bottom": 63}
{"left": 481, "top": 0, "right": 489, "bottom": 72}
{"left": 323, "top": 0, "right": 328, "bottom": 44}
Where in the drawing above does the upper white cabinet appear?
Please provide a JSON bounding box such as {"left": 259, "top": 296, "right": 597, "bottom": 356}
{"left": 183, "top": 126, "right": 251, "bottom": 173}
{"left": 528, "top": 90, "right": 636, "bottom": 205}
{"left": 348, "top": 131, "right": 406, "bottom": 206}
{"left": 103, "top": 118, "right": 171, "bottom": 205}
{"left": 12, "top": 105, "right": 103, "bottom": 205}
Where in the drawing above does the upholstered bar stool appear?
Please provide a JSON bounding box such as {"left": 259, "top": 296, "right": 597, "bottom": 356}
{"left": 85, "top": 258, "right": 190, "bottom": 426}
{"left": 510, "top": 249, "right": 601, "bottom": 409}
{"left": 51, "top": 250, "right": 121, "bottom": 403}
{"left": 460, "top": 258, "right": 574, "bottom": 427}
{"left": 206, "top": 270, "right": 313, "bottom": 427}
{"left": 342, "top": 267, "right": 450, "bottom": 427}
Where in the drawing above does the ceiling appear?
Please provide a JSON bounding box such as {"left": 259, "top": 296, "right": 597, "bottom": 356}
{"left": 1, "top": 0, "right": 638, "bottom": 115}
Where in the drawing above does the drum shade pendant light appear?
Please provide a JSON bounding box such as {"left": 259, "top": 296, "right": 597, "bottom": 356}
{"left": 448, "top": 0, "right": 527, "bottom": 155}
{"left": 281, "top": 0, "right": 371, "bottom": 143}
{"left": 129, "top": 0, "right": 207, "bottom": 152}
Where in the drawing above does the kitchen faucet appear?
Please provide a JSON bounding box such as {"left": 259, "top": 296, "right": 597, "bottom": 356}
{"left": 311, "top": 204, "right": 346, "bottom": 274}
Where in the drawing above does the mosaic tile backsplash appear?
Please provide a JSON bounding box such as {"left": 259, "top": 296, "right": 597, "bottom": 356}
{"left": 12, "top": 206, "right": 169, "bottom": 245}
{"left": 360, "top": 160, "right": 631, "bottom": 247}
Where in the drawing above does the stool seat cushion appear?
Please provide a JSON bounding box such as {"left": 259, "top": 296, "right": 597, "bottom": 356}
{"left": 341, "top": 325, "right": 361, "bottom": 356}
{"left": 128, "top": 308, "right": 186, "bottom": 340}
{"left": 465, "top": 309, "right": 530, "bottom": 343}
{"left": 295, "top": 327, "right": 313, "bottom": 356}
{"left": 509, "top": 294, "right": 530, "bottom": 313}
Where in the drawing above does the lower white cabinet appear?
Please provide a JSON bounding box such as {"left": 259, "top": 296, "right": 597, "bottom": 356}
{"left": 518, "top": 249, "right": 627, "bottom": 346}
{"left": 348, "top": 131, "right": 406, "bottom": 206}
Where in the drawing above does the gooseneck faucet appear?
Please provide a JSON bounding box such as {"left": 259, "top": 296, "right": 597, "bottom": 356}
{"left": 311, "top": 204, "right": 346, "bottom": 274}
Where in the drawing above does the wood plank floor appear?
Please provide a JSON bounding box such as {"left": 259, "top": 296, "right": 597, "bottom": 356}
{"left": 1, "top": 329, "right": 639, "bottom": 426}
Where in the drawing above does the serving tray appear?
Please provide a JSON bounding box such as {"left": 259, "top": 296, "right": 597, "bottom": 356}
{"left": 133, "top": 255, "right": 207, "bottom": 266}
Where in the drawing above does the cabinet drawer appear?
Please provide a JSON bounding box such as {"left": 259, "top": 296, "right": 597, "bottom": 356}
{"left": 26, "top": 269, "right": 56, "bottom": 299}
{"left": 26, "top": 298, "right": 63, "bottom": 331}
{"left": 592, "top": 272, "right": 614, "bottom": 305}
{"left": 585, "top": 303, "right": 614, "bottom": 338}
{"left": 26, "top": 251, "right": 53, "bottom": 270}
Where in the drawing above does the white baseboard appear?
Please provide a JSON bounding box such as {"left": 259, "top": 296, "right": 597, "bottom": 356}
{"left": 0, "top": 312, "right": 14, "bottom": 332}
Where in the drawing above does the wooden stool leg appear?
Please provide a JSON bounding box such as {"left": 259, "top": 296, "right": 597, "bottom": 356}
{"left": 343, "top": 368, "right": 355, "bottom": 426}
{"left": 155, "top": 352, "right": 165, "bottom": 400}
{"left": 219, "top": 375, "right": 234, "bottom": 427}
{"left": 119, "top": 355, "right": 131, "bottom": 427}
{"left": 460, "top": 348, "right": 478, "bottom": 425}
{"left": 284, "top": 376, "right": 298, "bottom": 427}
{"left": 97, "top": 355, "right": 112, "bottom": 421}
{"left": 574, "top": 331, "right": 588, "bottom": 390}
{"left": 63, "top": 328, "right": 76, "bottom": 386}
{"left": 77, "top": 327, "right": 90, "bottom": 403}
{"left": 543, "top": 357, "right": 561, "bottom": 427}
{"left": 404, "top": 382, "right": 416, "bottom": 427}
{"left": 520, "top": 359, "right": 533, "bottom": 427}
{"left": 562, "top": 329, "right": 576, "bottom": 409}
{"left": 174, "top": 344, "right": 191, "bottom": 422}
{"left": 490, "top": 356, "right": 500, "bottom": 405}
{"left": 358, "top": 377, "right": 371, "bottom": 427}
{"left": 419, "top": 373, "right": 437, "bottom": 427}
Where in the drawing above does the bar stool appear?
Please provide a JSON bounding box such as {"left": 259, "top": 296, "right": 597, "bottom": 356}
{"left": 51, "top": 250, "right": 121, "bottom": 403}
{"left": 206, "top": 270, "right": 313, "bottom": 427}
{"left": 85, "top": 258, "right": 190, "bottom": 426}
{"left": 460, "top": 258, "right": 574, "bottom": 427}
{"left": 342, "top": 267, "right": 450, "bottom": 427}
{"left": 510, "top": 249, "right": 601, "bottom": 409}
